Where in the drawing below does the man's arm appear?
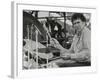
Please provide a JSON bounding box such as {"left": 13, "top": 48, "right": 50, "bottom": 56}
{"left": 61, "top": 28, "right": 91, "bottom": 61}
{"left": 65, "top": 28, "right": 91, "bottom": 61}
{"left": 50, "top": 37, "right": 75, "bottom": 55}
{"left": 50, "top": 38, "right": 70, "bottom": 52}
{"left": 70, "top": 49, "right": 90, "bottom": 61}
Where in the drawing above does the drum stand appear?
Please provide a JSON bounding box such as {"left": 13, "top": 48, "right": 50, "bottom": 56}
{"left": 26, "top": 24, "right": 39, "bottom": 69}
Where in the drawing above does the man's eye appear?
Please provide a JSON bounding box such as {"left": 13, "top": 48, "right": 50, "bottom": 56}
{"left": 73, "top": 23, "right": 76, "bottom": 25}
{"left": 73, "top": 22, "right": 80, "bottom": 25}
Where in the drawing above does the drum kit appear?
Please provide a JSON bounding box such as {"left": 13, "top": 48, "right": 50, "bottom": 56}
{"left": 23, "top": 11, "right": 81, "bottom": 69}
{"left": 23, "top": 11, "right": 91, "bottom": 69}
{"left": 23, "top": 12, "right": 61, "bottom": 69}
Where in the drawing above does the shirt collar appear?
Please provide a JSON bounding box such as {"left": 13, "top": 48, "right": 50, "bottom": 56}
{"left": 76, "top": 26, "right": 85, "bottom": 37}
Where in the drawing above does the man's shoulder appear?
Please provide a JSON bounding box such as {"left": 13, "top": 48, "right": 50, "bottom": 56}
{"left": 83, "top": 27, "right": 90, "bottom": 32}
{"left": 82, "top": 27, "right": 91, "bottom": 36}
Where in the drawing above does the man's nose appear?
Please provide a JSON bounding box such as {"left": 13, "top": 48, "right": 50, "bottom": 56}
{"left": 75, "top": 24, "right": 79, "bottom": 27}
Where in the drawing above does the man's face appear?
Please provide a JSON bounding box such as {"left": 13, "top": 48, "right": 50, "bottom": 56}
{"left": 72, "top": 19, "right": 85, "bottom": 31}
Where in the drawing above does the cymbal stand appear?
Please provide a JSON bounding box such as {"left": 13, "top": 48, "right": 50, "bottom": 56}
{"left": 35, "top": 30, "right": 38, "bottom": 69}
{"left": 46, "top": 33, "right": 49, "bottom": 68}
{"left": 27, "top": 25, "right": 30, "bottom": 69}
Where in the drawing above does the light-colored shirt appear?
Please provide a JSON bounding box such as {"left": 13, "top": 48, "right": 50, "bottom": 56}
{"left": 69, "top": 27, "right": 91, "bottom": 62}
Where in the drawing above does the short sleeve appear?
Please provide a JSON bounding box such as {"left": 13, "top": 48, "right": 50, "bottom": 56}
{"left": 82, "top": 28, "right": 91, "bottom": 51}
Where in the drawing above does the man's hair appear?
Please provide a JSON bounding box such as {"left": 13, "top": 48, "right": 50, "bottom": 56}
{"left": 71, "top": 13, "right": 86, "bottom": 23}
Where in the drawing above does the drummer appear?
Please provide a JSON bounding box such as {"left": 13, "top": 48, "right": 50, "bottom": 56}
{"left": 50, "top": 13, "right": 91, "bottom": 64}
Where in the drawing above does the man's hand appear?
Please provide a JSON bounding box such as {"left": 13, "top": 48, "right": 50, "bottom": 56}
{"left": 60, "top": 53, "right": 71, "bottom": 60}
{"left": 50, "top": 38, "right": 59, "bottom": 44}
{"left": 50, "top": 38, "right": 60, "bottom": 48}
{"left": 50, "top": 38, "right": 70, "bottom": 53}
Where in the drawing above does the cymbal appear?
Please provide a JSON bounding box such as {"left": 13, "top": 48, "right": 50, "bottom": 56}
{"left": 23, "top": 11, "right": 46, "bottom": 37}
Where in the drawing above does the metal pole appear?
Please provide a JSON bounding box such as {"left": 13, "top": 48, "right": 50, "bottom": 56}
{"left": 36, "top": 30, "right": 38, "bottom": 68}
{"left": 27, "top": 25, "right": 30, "bottom": 69}
{"left": 46, "top": 33, "right": 49, "bottom": 68}
{"left": 64, "top": 12, "right": 66, "bottom": 38}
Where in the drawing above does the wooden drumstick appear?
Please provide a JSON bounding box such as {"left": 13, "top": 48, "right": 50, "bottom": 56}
{"left": 34, "top": 25, "right": 42, "bottom": 35}
{"left": 43, "top": 22, "right": 57, "bottom": 46}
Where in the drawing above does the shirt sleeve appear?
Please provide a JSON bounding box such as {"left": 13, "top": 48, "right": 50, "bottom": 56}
{"left": 83, "top": 28, "right": 91, "bottom": 51}
{"left": 70, "top": 28, "right": 91, "bottom": 62}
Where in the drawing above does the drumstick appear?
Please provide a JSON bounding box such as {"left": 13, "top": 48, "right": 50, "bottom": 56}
{"left": 34, "top": 25, "right": 42, "bottom": 35}
{"left": 43, "top": 22, "right": 57, "bottom": 47}
{"left": 43, "top": 22, "right": 57, "bottom": 44}
{"left": 46, "top": 32, "right": 56, "bottom": 45}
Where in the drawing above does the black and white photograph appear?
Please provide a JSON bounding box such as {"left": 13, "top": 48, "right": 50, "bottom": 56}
{"left": 22, "top": 10, "right": 91, "bottom": 69}
{"left": 11, "top": 1, "right": 97, "bottom": 78}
